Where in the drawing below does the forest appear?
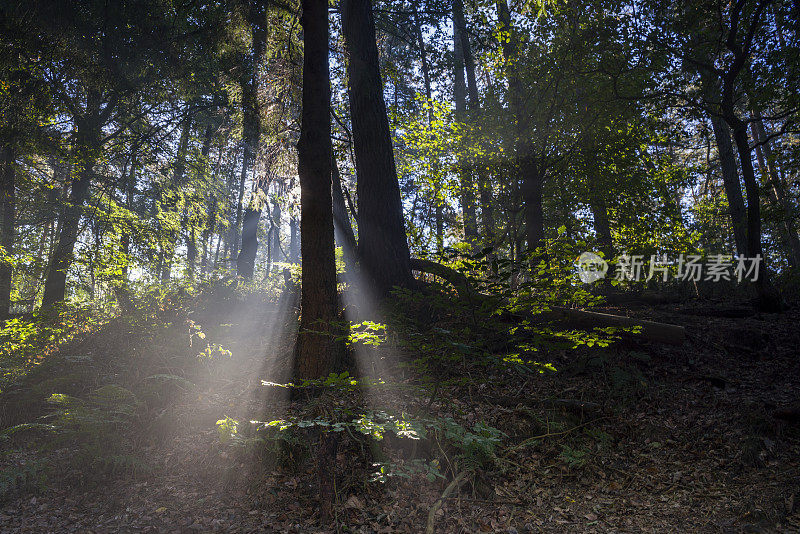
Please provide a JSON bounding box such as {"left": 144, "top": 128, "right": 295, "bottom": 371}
{"left": 1, "top": 0, "right": 799, "bottom": 531}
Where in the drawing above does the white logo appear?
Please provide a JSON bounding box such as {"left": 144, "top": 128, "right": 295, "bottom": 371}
{"left": 576, "top": 252, "right": 608, "bottom": 283}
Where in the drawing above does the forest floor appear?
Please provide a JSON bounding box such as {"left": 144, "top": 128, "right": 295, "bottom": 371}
{"left": 1, "top": 288, "right": 799, "bottom": 533}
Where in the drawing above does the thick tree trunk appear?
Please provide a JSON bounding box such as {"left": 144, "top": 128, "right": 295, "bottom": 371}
{"left": 42, "top": 113, "right": 101, "bottom": 308}
{"left": 342, "top": 0, "right": 412, "bottom": 296}
{"left": 237, "top": 200, "right": 261, "bottom": 278}
{"left": 716, "top": 0, "right": 782, "bottom": 311}
{"left": 520, "top": 158, "right": 544, "bottom": 251}
{"left": 295, "top": 0, "right": 340, "bottom": 380}
{"left": 588, "top": 194, "right": 613, "bottom": 261}
{"left": 0, "top": 143, "right": 15, "bottom": 318}
{"left": 453, "top": 0, "right": 478, "bottom": 245}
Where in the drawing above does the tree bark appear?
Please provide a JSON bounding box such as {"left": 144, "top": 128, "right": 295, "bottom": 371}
{"left": 295, "top": 0, "right": 340, "bottom": 380}
{"left": 520, "top": 158, "right": 544, "bottom": 251}
{"left": 342, "top": 0, "right": 412, "bottom": 296}
{"left": 0, "top": 143, "right": 15, "bottom": 318}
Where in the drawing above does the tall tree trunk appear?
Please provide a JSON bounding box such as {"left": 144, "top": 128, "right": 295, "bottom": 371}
{"left": 496, "top": 0, "right": 542, "bottom": 252}
{"left": 750, "top": 115, "right": 800, "bottom": 269}
{"left": 233, "top": 9, "right": 266, "bottom": 267}
{"left": 453, "top": 0, "right": 478, "bottom": 245}
{"left": 342, "top": 0, "right": 412, "bottom": 296}
{"left": 709, "top": 114, "right": 748, "bottom": 256}
{"left": 726, "top": 116, "right": 784, "bottom": 311}
{"left": 717, "top": 0, "right": 783, "bottom": 311}
{"left": 202, "top": 142, "right": 223, "bottom": 274}
{"left": 414, "top": 7, "right": 444, "bottom": 252}
{"left": 0, "top": 143, "right": 15, "bottom": 317}
{"left": 42, "top": 110, "right": 102, "bottom": 308}
{"left": 295, "top": 0, "right": 340, "bottom": 380}
{"left": 223, "top": 147, "right": 240, "bottom": 263}
{"left": 455, "top": 0, "right": 494, "bottom": 245}
{"left": 698, "top": 67, "right": 748, "bottom": 256}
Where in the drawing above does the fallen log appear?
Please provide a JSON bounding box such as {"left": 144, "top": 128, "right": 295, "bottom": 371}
{"left": 410, "top": 257, "right": 686, "bottom": 345}
{"left": 410, "top": 257, "right": 472, "bottom": 295}
{"left": 549, "top": 306, "right": 686, "bottom": 345}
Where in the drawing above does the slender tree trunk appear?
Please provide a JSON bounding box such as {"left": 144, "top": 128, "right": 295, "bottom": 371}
{"left": 42, "top": 111, "right": 102, "bottom": 308}
{"left": 295, "top": 0, "right": 340, "bottom": 380}
{"left": 698, "top": 67, "right": 748, "bottom": 256}
{"left": 709, "top": 114, "right": 748, "bottom": 256}
{"left": 342, "top": 0, "right": 412, "bottom": 296}
{"left": 332, "top": 156, "right": 357, "bottom": 273}
{"left": 414, "top": 8, "right": 444, "bottom": 253}
{"left": 453, "top": 0, "right": 478, "bottom": 245}
{"left": 161, "top": 115, "right": 193, "bottom": 281}
{"left": 750, "top": 116, "right": 800, "bottom": 269}
{"left": 231, "top": 148, "right": 249, "bottom": 260}
{"left": 121, "top": 157, "right": 136, "bottom": 279}
{"left": 496, "top": 0, "right": 542, "bottom": 252}
{"left": 717, "top": 0, "right": 783, "bottom": 311}
{"left": 223, "top": 147, "right": 240, "bottom": 264}
{"left": 0, "top": 143, "right": 15, "bottom": 317}
{"left": 455, "top": 0, "right": 494, "bottom": 245}
{"left": 237, "top": 194, "right": 262, "bottom": 278}
{"left": 271, "top": 185, "right": 282, "bottom": 261}
{"left": 727, "top": 118, "right": 784, "bottom": 311}
{"left": 289, "top": 212, "right": 299, "bottom": 263}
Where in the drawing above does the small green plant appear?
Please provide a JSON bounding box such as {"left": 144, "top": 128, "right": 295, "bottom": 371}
{"left": 0, "top": 460, "right": 48, "bottom": 502}
{"left": 560, "top": 444, "right": 587, "bottom": 468}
